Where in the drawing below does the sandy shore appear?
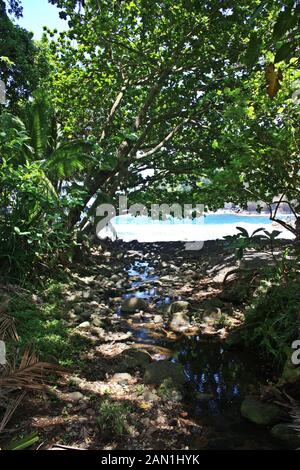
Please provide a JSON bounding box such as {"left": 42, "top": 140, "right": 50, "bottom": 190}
{"left": 100, "top": 220, "right": 295, "bottom": 242}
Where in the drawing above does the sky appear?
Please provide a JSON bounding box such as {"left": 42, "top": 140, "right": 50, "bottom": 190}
{"left": 17, "top": 0, "right": 67, "bottom": 39}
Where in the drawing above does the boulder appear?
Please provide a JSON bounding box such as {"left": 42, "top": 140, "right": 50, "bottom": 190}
{"left": 280, "top": 353, "right": 300, "bottom": 385}
{"left": 144, "top": 360, "right": 186, "bottom": 387}
{"left": 241, "top": 396, "right": 284, "bottom": 426}
{"left": 115, "top": 348, "right": 151, "bottom": 372}
{"left": 121, "top": 297, "right": 148, "bottom": 313}
{"left": 111, "top": 373, "right": 132, "bottom": 384}
{"left": 271, "top": 423, "right": 300, "bottom": 448}
{"left": 169, "top": 311, "right": 190, "bottom": 333}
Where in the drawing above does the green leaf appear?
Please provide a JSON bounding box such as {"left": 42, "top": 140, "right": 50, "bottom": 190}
{"left": 275, "top": 42, "right": 294, "bottom": 63}
{"left": 244, "top": 33, "right": 262, "bottom": 68}
{"left": 8, "top": 433, "right": 39, "bottom": 450}
{"left": 273, "top": 8, "right": 295, "bottom": 40}
{"left": 236, "top": 226, "right": 250, "bottom": 238}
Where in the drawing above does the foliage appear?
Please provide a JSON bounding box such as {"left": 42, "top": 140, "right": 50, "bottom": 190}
{"left": 5, "top": 282, "right": 90, "bottom": 366}
{"left": 0, "top": 288, "right": 63, "bottom": 433}
{"left": 224, "top": 227, "right": 282, "bottom": 259}
{"left": 97, "top": 399, "right": 131, "bottom": 437}
{"left": 43, "top": 0, "right": 277, "bottom": 229}
{"left": 0, "top": 1, "right": 48, "bottom": 110}
{"left": 242, "top": 255, "right": 300, "bottom": 364}
{"left": 224, "top": 227, "right": 266, "bottom": 260}
{"left": 0, "top": 103, "right": 93, "bottom": 279}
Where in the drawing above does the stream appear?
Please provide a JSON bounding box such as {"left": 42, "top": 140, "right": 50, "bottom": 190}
{"left": 109, "top": 256, "right": 280, "bottom": 450}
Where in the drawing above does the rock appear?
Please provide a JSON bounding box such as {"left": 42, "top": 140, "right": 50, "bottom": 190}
{"left": 66, "top": 392, "right": 84, "bottom": 402}
{"left": 77, "top": 321, "right": 91, "bottom": 330}
{"left": 169, "top": 311, "right": 190, "bottom": 333}
{"left": 121, "top": 297, "right": 148, "bottom": 313}
{"left": 195, "top": 392, "right": 214, "bottom": 401}
{"left": 111, "top": 373, "right": 133, "bottom": 383}
{"left": 143, "top": 390, "right": 160, "bottom": 402}
{"left": 74, "top": 304, "right": 83, "bottom": 314}
{"left": 201, "top": 298, "right": 224, "bottom": 310}
{"left": 241, "top": 396, "right": 284, "bottom": 426}
{"left": 271, "top": 423, "right": 300, "bottom": 448}
{"left": 157, "top": 303, "right": 171, "bottom": 315}
{"left": 153, "top": 314, "right": 164, "bottom": 324}
{"left": 80, "top": 311, "right": 91, "bottom": 320}
{"left": 201, "top": 308, "right": 222, "bottom": 324}
{"left": 115, "top": 349, "right": 151, "bottom": 372}
{"left": 170, "top": 301, "right": 189, "bottom": 313}
{"left": 280, "top": 354, "right": 300, "bottom": 385}
{"left": 91, "top": 316, "right": 103, "bottom": 327}
{"left": 219, "top": 283, "right": 250, "bottom": 304}
{"left": 69, "top": 376, "right": 83, "bottom": 386}
{"left": 144, "top": 360, "right": 186, "bottom": 387}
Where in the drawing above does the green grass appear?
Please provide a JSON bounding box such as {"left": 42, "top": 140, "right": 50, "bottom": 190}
{"left": 97, "top": 399, "right": 132, "bottom": 436}
{"left": 6, "top": 280, "right": 90, "bottom": 367}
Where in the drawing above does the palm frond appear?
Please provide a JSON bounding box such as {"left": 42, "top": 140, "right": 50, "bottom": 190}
{"left": 0, "top": 392, "right": 26, "bottom": 433}
{"left": 0, "top": 312, "right": 18, "bottom": 342}
{"left": 0, "top": 348, "right": 63, "bottom": 391}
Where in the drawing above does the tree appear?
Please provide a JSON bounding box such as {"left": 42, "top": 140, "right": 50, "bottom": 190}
{"left": 45, "top": 0, "right": 276, "bottom": 230}
{"left": 0, "top": 0, "right": 47, "bottom": 110}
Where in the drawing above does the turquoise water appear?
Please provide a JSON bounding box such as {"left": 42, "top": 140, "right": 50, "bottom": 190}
{"left": 113, "top": 214, "right": 271, "bottom": 225}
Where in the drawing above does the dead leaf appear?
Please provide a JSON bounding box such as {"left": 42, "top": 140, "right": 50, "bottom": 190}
{"left": 265, "top": 63, "right": 283, "bottom": 99}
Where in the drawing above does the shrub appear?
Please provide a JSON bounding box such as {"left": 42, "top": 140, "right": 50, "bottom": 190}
{"left": 97, "top": 400, "right": 131, "bottom": 436}
{"left": 242, "top": 257, "right": 300, "bottom": 365}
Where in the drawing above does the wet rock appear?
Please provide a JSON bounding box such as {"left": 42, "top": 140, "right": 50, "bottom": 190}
{"left": 241, "top": 396, "right": 284, "bottom": 426}
{"left": 115, "top": 348, "right": 151, "bottom": 372}
{"left": 121, "top": 297, "right": 149, "bottom": 313}
{"left": 153, "top": 314, "right": 164, "bottom": 324}
{"left": 169, "top": 311, "right": 190, "bottom": 333}
{"left": 271, "top": 423, "right": 300, "bottom": 448}
{"left": 201, "top": 308, "right": 222, "bottom": 325}
{"left": 157, "top": 303, "right": 171, "bottom": 315}
{"left": 195, "top": 392, "right": 214, "bottom": 401}
{"left": 170, "top": 300, "right": 189, "bottom": 313}
{"left": 144, "top": 360, "right": 186, "bottom": 387}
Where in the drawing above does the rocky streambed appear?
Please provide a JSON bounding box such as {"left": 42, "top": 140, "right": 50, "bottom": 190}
{"left": 8, "top": 240, "right": 299, "bottom": 450}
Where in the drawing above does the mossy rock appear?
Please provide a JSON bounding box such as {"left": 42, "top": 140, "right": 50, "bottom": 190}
{"left": 170, "top": 301, "right": 190, "bottom": 314}
{"left": 241, "top": 396, "right": 284, "bottom": 426}
{"left": 271, "top": 423, "right": 300, "bottom": 448}
{"left": 121, "top": 297, "right": 148, "bottom": 313}
{"left": 279, "top": 352, "right": 300, "bottom": 385}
